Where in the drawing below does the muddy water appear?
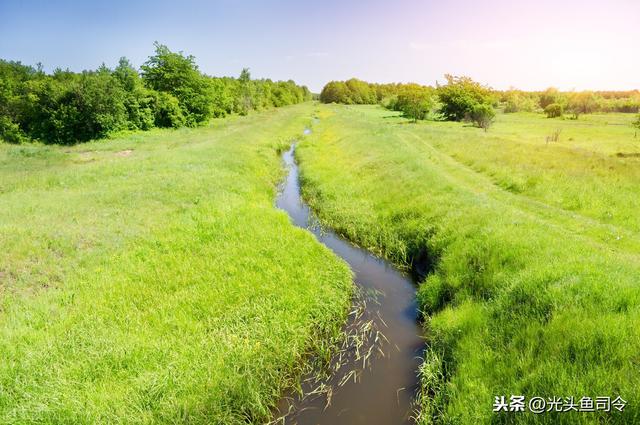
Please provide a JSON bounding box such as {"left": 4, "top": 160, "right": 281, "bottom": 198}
{"left": 275, "top": 141, "right": 425, "bottom": 425}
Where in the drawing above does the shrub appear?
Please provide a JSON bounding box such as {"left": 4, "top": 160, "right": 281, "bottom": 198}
{"left": 394, "top": 87, "right": 435, "bottom": 122}
{"left": 0, "top": 115, "right": 26, "bottom": 144}
{"left": 467, "top": 103, "right": 495, "bottom": 131}
{"left": 437, "top": 75, "right": 494, "bottom": 121}
{"left": 545, "top": 103, "right": 564, "bottom": 118}
{"left": 153, "top": 92, "right": 185, "bottom": 128}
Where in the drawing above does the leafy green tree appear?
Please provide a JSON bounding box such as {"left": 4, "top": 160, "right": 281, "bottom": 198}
{"left": 392, "top": 84, "right": 435, "bottom": 122}
{"left": 437, "top": 75, "right": 494, "bottom": 121}
{"left": 141, "top": 42, "right": 212, "bottom": 126}
{"left": 320, "top": 81, "right": 351, "bottom": 103}
{"left": 236, "top": 68, "right": 255, "bottom": 115}
{"left": 1, "top": 44, "right": 311, "bottom": 145}
{"left": 0, "top": 60, "right": 41, "bottom": 143}
{"left": 503, "top": 90, "right": 537, "bottom": 113}
{"left": 345, "top": 78, "right": 376, "bottom": 104}
{"left": 567, "top": 91, "right": 597, "bottom": 119}
{"left": 114, "top": 57, "right": 155, "bottom": 130}
{"left": 539, "top": 87, "right": 561, "bottom": 109}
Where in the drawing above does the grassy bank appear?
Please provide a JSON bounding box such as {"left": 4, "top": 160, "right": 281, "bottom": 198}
{"left": 297, "top": 104, "right": 640, "bottom": 424}
{"left": 0, "top": 103, "right": 353, "bottom": 424}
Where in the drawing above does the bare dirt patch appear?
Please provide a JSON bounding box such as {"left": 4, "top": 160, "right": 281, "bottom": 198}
{"left": 115, "top": 149, "right": 134, "bottom": 157}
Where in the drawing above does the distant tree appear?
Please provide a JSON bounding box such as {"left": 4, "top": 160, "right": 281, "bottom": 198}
{"left": 113, "top": 57, "right": 156, "bottom": 130}
{"left": 113, "top": 57, "right": 139, "bottom": 91}
{"left": 141, "top": 42, "right": 212, "bottom": 125}
{"left": 437, "top": 75, "right": 494, "bottom": 121}
{"left": 344, "top": 78, "right": 376, "bottom": 104}
{"left": 503, "top": 90, "right": 537, "bottom": 113}
{"left": 467, "top": 103, "right": 495, "bottom": 131}
{"left": 20, "top": 70, "right": 128, "bottom": 144}
{"left": 633, "top": 114, "right": 640, "bottom": 138}
{"left": 320, "top": 81, "right": 351, "bottom": 103}
{"left": 539, "top": 87, "right": 561, "bottom": 109}
{"left": 392, "top": 84, "right": 435, "bottom": 122}
{"left": 236, "top": 68, "right": 255, "bottom": 115}
{"left": 567, "top": 91, "right": 597, "bottom": 119}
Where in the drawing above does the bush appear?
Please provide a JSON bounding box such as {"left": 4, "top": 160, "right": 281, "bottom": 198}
{"left": 391, "top": 85, "right": 435, "bottom": 122}
{"left": 437, "top": 75, "right": 494, "bottom": 121}
{"left": 153, "top": 92, "right": 185, "bottom": 128}
{"left": 545, "top": 103, "right": 564, "bottom": 118}
{"left": 0, "top": 115, "right": 26, "bottom": 144}
{"left": 467, "top": 103, "right": 495, "bottom": 131}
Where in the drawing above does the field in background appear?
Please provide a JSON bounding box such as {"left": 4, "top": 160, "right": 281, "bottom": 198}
{"left": 297, "top": 104, "right": 640, "bottom": 424}
{"left": 0, "top": 103, "right": 352, "bottom": 424}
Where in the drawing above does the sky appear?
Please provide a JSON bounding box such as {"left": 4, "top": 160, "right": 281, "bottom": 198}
{"left": 1, "top": 0, "right": 638, "bottom": 92}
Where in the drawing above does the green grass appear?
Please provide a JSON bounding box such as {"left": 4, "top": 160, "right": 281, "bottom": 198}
{"left": 296, "top": 104, "right": 640, "bottom": 424}
{"left": 0, "top": 103, "right": 353, "bottom": 424}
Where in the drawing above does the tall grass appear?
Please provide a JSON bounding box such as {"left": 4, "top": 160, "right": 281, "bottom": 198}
{"left": 0, "top": 103, "right": 353, "bottom": 423}
{"left": 296, "top": 104, "right": 640, "bottom": 424}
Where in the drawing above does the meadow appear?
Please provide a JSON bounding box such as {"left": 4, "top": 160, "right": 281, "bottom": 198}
{"left": 0, "top": 103, "right": 353, "bottom": 424}
{"left": 296, "top": 104, "right": 640, "bottom": 424}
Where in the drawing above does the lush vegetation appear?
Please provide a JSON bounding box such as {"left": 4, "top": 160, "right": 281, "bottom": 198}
{"left": 296, "top": 104, "right": 640, "bottom": 424}
{"left": 0, "top": 103, "right": 353, "bottom": 423}
{"left": 0, "top": 43, "right": 311, "bottom": 145}
{"left": 319, "top": 77, "right": 640, "bottom": 132}
{"left": 320, "top": 75, "right": 497, "bottom": 129}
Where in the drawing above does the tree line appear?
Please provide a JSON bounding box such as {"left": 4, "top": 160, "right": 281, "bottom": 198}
{"left": 0, "top": 43, "right": 311, "bottom": 145}
{"left": 320, "top": 75, "right": 496, "bottom": 130}
{"left": 320, "top": 77, "right": 640, "bottom": 130}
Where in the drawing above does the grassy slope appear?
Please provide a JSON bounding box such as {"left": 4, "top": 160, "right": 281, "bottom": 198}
{"left": 0, "top": 103, "right": 352, "bottom": 424}
{"left": 297, "top": 105, "right": 640, "bottom": 424}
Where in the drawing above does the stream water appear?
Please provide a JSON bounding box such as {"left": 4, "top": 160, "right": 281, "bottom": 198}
{"left": 274, "top": 139, "right": 425, "bottom": 425}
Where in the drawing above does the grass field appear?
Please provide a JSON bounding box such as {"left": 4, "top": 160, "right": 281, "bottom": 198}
{"left": 297, "top": 104, "right": 640, "bottom": 424}
{"left": 0, "top": 103, "right": 353, "bottom": 424}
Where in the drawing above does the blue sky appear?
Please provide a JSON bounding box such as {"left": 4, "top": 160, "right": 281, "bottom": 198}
{"left": 1, "top": 0, "right": 639, "bottom": 92}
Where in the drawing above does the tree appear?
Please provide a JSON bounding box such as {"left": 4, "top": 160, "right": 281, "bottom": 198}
{"left": 392, "top": 84, "right": 435, "bottom": 122}
{"left": 503, "top": 90, "right": 537, "bottom": 113}
{"left": 567, "top": 91, "right": 597, "bottom": 119}
{"left": 141, "top": 42, "right": 212, "bottom": 126}
{"left": 437, "top": 75, "right": 494, "bottom": 121}
{"left": 320, "top": 81, "right": 352, "bottom": 103}
{"left": 633, "top": 114, "right": 640, "bottom": 138}
{"left": 539, "top": 87, "right": 560, "bottom": 109}
{"left": 236, "top": 68, "right": 254, "bottom": 115}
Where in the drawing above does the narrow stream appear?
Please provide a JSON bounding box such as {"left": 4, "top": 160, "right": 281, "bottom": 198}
{"left": 275, "top": 137, "right": 425, "bottom": 425}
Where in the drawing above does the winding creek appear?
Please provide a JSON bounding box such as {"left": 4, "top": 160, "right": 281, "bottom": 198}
{"left": 275, "top": 133, "right": 425, "bottom": 425}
